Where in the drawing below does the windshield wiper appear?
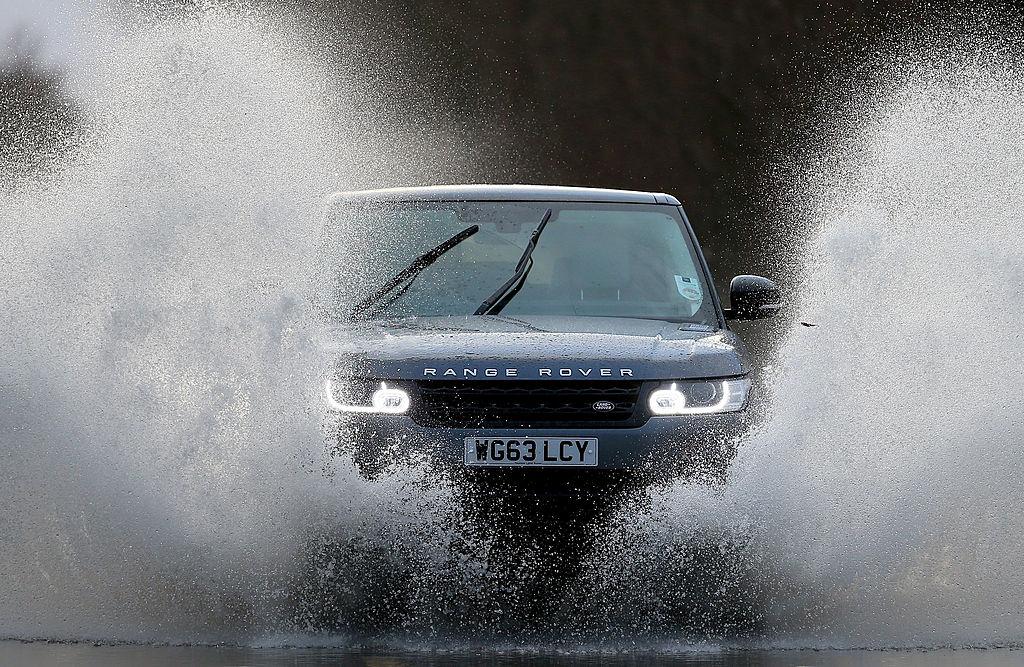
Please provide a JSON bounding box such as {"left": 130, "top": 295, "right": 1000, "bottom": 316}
{"left": 474, "top": 208, "right": 553, "bottom": 315}
{"left": 350, "top": 224, "right": 479, "bottom": 320}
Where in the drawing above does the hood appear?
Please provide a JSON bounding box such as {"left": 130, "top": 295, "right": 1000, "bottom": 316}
{"left": 317, "top": 315, "right": 748, "bottom": 381}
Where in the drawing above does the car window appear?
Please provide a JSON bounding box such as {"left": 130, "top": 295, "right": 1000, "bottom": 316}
{"left": 319, "top": 201, "right": 717, "bottom": 325}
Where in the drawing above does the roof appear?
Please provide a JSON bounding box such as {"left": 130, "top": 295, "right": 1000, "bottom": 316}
{"left": 331, "top": 184, "right": 681, "bottom": 205}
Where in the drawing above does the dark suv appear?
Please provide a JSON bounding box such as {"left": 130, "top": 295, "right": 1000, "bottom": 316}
{"left": 318, "top": 185, "right": 779, "bottom": 483}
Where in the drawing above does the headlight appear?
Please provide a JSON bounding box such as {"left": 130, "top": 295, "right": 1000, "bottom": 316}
{"left": 648, "top": 378, "right": 750, "bottom": 415}
{"left": 324, "top": 379, "right": 410, "bottom": 414}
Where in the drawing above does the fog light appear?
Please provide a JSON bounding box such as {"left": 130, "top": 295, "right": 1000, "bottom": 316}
{"left": 649, "top": 383, "right": 687, "bottom": 415}
{"left": 371, "top": 383, "right": 410, "bottom": 414}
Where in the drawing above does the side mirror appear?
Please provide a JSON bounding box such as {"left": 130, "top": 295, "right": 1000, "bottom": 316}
{"left": 724, "top": 275, "right": 781, "bottom": 321}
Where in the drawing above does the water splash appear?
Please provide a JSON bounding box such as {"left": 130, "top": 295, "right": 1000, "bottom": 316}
{"left": 0, "top": 4, "right": 476, "bottom": 643}
{"left": 601, "top": 43, "right": 1024, "bottom": 649}
{"left": 748, "top": 55, "right": 1024, "bottom": 647}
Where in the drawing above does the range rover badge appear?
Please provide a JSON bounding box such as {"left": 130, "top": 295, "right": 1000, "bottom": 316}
{"left": 592, "top": 400, "right": 616, "bottom": 412}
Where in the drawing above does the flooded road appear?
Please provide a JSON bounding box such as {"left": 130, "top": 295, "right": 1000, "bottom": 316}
{"left": 2, "top": 642, "right": 1023, "bottom": 667}
{"left": 2, "top": 2, "right": 1024, "bottom": 657}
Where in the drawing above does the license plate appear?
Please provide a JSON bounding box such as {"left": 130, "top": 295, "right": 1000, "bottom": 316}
{"left": 464, "top": 437, "right": 598, "bottom": 467}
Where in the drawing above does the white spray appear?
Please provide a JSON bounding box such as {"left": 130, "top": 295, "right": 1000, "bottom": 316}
{"left": 0, "top": 6, "right": 475, "bottom": 643}
{"left": 593, "top": 46, "right": 1024, "bottom": 649}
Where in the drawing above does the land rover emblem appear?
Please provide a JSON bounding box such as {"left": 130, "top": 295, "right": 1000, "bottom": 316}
{"left": 592, "top": 400, "right": 616, "bottom": 412}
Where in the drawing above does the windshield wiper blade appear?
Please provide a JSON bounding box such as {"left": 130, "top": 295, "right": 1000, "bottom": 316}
{"left": 350, "top": 224, "right": 479, "bottom": 320}
{"left": 474, "top": 208, "right": 553, "bottom": 316}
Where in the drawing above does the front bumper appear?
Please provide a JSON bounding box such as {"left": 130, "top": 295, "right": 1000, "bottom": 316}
{"left": 332, "top": 411, "right": 749, "bottom": 479}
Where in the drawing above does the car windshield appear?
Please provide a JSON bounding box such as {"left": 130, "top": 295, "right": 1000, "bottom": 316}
{"left": 319, "top": 201, "right": 718, "bottom": 325}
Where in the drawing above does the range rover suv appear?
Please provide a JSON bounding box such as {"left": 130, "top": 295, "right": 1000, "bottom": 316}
{"left": 317, "top": 185, "right": 779, "bottom": 484}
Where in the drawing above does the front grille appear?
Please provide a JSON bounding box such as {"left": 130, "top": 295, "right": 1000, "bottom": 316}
{"left": 411, "top": 380, "right": 646, "bottom": 429}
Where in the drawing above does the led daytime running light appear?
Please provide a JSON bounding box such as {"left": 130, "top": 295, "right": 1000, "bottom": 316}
{"left": 648, "top": 378, "right": 749, "bottom": 415}
{"left": 324, "top": 379, "right": 410, "bottom": 414}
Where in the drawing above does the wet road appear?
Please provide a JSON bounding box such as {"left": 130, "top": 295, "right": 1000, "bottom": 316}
{"left": 2, "top": 642, "right": 1022, "bottom": 666}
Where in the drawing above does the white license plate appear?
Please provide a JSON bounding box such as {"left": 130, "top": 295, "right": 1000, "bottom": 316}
{"left": 464, "top": 437, "right": 598, "bottom": 467}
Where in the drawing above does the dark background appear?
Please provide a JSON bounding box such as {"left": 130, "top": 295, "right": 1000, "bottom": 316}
{"left": 0, "top": 1, "right": 1000, "bottom": 284}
